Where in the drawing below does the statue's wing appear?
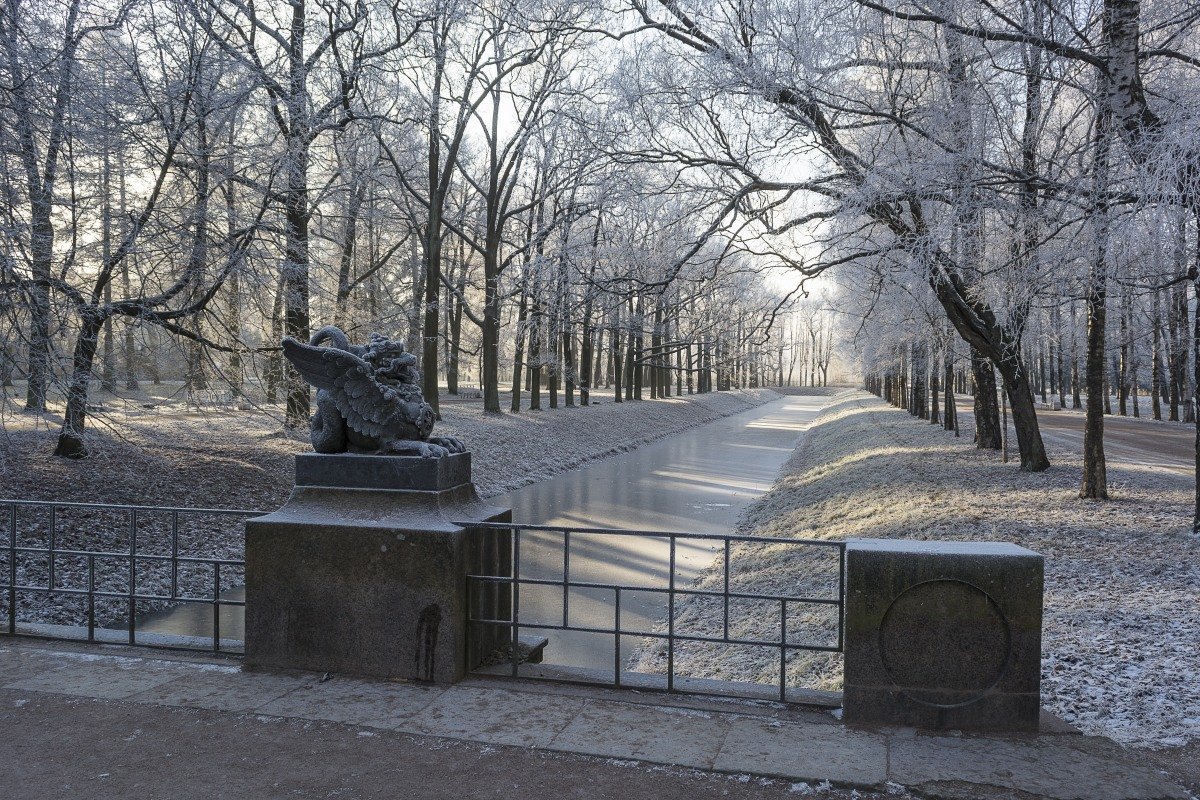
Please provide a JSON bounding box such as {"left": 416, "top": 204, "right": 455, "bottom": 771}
{"left": 281, "top": 337, "right": 399, "bottom": 439}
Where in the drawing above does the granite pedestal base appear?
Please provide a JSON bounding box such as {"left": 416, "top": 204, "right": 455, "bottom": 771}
{"left": 245, "top": 452, "right": 510, "bottom": 683}
{"left": 843, "top": 540, "right": 1043, "bottom": 732}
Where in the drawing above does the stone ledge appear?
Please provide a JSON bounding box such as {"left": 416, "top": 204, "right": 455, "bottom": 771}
{"left": 294, "top": 451, "right": 471, "bottom": 492}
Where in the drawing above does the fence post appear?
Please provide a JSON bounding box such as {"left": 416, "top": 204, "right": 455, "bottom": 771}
{"left": 245, "top": 452, "right": 509, "bottom": 683}
{"left": 842, "top": 539, "right": 1043, "bottom": 731}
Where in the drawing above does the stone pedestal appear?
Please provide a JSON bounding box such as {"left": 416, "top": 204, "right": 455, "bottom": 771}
{"left": 245, "top": 452, "right": 509, "bottom": 683}
{"left": 843, "top": 540, "right": 1043, "bottom": 732}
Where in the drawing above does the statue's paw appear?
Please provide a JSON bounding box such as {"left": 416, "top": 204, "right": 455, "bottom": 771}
{"left": 387, "top": 440, "right": 448, "bottom": 459}
{"left": 414, "top": 404, "right": 436, "bottom": 438}
{"left": 427, "top": 436, "right": 466, "bottom": 454}
{"left": 416, "top": 442, "right": 449, "bottom": 459}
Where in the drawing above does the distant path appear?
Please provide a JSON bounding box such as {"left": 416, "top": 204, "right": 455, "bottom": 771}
{"left": 956, "top": 395, "right": 1194, "bottom": 476}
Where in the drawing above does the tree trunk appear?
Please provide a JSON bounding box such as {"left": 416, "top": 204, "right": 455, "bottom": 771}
{"left": 1055, "top": 306, "right": 1066, "bottom": 410}
{"left": 1193, "top": 267, "right": 1200, "bottom": 532}
{"left": 422, "top": 210, "right": 442, "bottom": 416}
{"left": 122, "top": 255, "right": 138, "bottom": 390}
{"left": 548, "top": 320, "right": 559, "bottom": 410}
{"left": 943, "top": 341, "right": 957, "bottom": 435}
{"left": 1129, "top": 293, "right": 1140, "bottom": 418}
{"left": 509, "top": 271, "right": 528, "bottom": 413}
{"left": 612, "top": 310, "right": 623, "bottom": 403}
{"left": 1152, "top": 288, "right": 1164, "bottom": 421}
{"left": 529, "top": 291, "right": 542, "bottom": 411}
{"left": 593, "top": 327, "right": 605, "bottom": 391}
{"left": 1169, "top": 278, "right": 1182, "bottom": 420}
{"left": 448, "top": 274, "right": 464, "bottom": 396}
{"left": 99, "top": 142, "right": 116, "bottom": 393}
{"left": 930, "top": 341, "right": 940, "bottom": 425}
{"left": 1000, "top": 365, "right": 1049, "bottom": 471}
{"left": 334, "top": 183, "right": 364, "bottom": 328}
{"left": 1038, "top": 347, "right": 1048, "bottom": 404}
{"left": 24, "top": 194, "right": 53, "bottom": 411}
{"left": 266, "top": 273, "right": 285, "bottom": 404}
{"left": 579, "top": 325, "right": 593, "bottom": 407}
{"left": 563, "top": 325, "right": 576, "bottom": 408}
{"left": 972, "top": 350, "right": 1002, "bottom": 450}
{"left": 1071, "top": 300, "right": 1082, "bottom": 409}
{"left": 281, "top": 5, "right": 312, "bottom": 428}
{"left": 54, "top": 310, "right": 104, "bottom": 458}
{"left": 481, "top": 266, "right": 502, "bottom": 413}
{"left": 1117, "top": 290, "right": 1130, "bottom": 416}
{"left": 184, "top": 112, "right": 211, "bottom": 397}
{"left": 1080, "top": 231, "right": 1109, "bottom": 499}
{"left": 633, "top": 295, "right": 644, "bottom": 400}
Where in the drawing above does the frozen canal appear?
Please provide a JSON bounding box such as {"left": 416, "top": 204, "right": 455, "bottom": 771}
{"left": 502, "top": 395, "right": 826, "bottom": 532}
{"left": 495, "top": 394, "right": 828, "bottom": 673}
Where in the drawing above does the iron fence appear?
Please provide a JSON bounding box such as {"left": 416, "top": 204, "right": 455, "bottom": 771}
{"left": 464, "top": 522, "right": 845, "bottom": 703}
{"left": 1, "top": 499, "right": 259, "bottom": 653}
{"left": 3, "top": 502, "right": 848, "bottom": 703}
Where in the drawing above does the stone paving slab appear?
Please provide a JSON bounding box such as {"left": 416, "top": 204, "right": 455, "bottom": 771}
{"left": 0, "top": 645, "right": 70, "bottom": 684}
{"left": 715, "top": 715, "right": 888, "bottom": 786}
{"left": 254, "top": 674, "right": 446, "bottom": 728}
{"left": 127, "top": 666, "right": 310, "bottom": 713}
{"left": 888, "top": 733, "right": 1188, "bottom": 800}
{"left": 0, "top": 639, "right": 1192, "bottom": 800}
{"left": 547, "top": 698, "right": 731, "bottom": 768}
{"left": 400, "top": 685, "right": 584, "bottom": 747}
{"left": 4, "top": 654, "right": 187, "bottom": 699}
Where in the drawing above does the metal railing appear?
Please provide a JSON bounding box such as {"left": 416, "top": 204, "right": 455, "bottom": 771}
{"left": 2, "top": 499, "right": 260, "bottom": 653}
{"left": 464, "top": 522, "right": 845, "bottom": 703}
{"left": 4, "top": 502, "right": 847, "bottom": 703}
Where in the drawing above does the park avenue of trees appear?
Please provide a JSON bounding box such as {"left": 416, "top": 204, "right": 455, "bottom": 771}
{"left": 4, "top": 0, "right": 1200, "bottom": 525}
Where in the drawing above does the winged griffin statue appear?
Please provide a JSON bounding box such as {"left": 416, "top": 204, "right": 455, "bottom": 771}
{"left": 281, "top": 326, "right": 466, "bottom": 458}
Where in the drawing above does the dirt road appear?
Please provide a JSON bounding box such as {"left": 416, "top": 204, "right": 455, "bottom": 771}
{"left": 957, "top": 396, "right": 1195, "bottom": 475}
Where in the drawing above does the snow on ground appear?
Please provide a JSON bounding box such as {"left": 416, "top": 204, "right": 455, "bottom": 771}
{"left": 0, "top": 389, "right": 778, "bottom": 626}
{"left": 634, "top": 390, "right": 1200, "bottom": 749}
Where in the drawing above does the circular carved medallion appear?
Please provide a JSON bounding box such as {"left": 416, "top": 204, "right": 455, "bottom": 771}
{"left": 878, "top": 579, "right": 1010, "bottom": 708}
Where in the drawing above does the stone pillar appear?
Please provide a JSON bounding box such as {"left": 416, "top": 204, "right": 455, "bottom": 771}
{"left": 245, "top": 452, "right": 509, "bottom": 683}
{"left": 843, "top": 540, "right": 1043, "bottom": 732}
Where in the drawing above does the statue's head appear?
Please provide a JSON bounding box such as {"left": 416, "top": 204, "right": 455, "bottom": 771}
{"left": 364, "top": 333, "right": 421, "bottom": 385}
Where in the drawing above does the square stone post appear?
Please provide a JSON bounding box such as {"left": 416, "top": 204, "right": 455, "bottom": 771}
{"left": 245, "top": 452, "right": 510, "bottom": 683}
{"left": 843, "top": 540, "right": 1043, "bottom": 731}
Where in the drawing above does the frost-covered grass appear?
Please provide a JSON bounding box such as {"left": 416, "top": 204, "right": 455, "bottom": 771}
{"left": 0, "top": 388, "right": 780, "bottom": 508}
{"left": 636, "top": 390, "right": 1200, "bottom": 750}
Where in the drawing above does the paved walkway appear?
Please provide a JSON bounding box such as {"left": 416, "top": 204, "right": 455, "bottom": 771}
{"left": 0, "top": 638, "right": 1190, "bottom": 800}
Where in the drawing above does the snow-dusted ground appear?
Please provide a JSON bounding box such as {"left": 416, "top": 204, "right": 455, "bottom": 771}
{"left": 635, "top": 390, "right": 1200, "bottom": 749}
{"left": 0, "top": 389, "right": 778, "bottom": 627}
{"left": 0, "top": 388, "right": 780, "bottom": 507}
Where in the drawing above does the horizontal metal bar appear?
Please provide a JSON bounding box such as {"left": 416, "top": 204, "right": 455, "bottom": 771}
{"left": 8, "top": 547, "right": 243, "bottom": 566}
{"left": 3, "top": 498, "right": 254, "bottom": 657}
{"left": 3, "top": 585, "right": 244, "bottom": 605}
{"left": 0, "top": 499, "right": 262, "bottom": 517}
{"left": 1, "top": 631, "right": 245, "bottom": 655}
{"left": 466, "top": 618, "right": 841, "bottom": 652}
{"left": 457, "top": 521, "right": 845, "bottom": 549}
{"left": 466, "top": 574, "right": 840, "bottom": 606}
